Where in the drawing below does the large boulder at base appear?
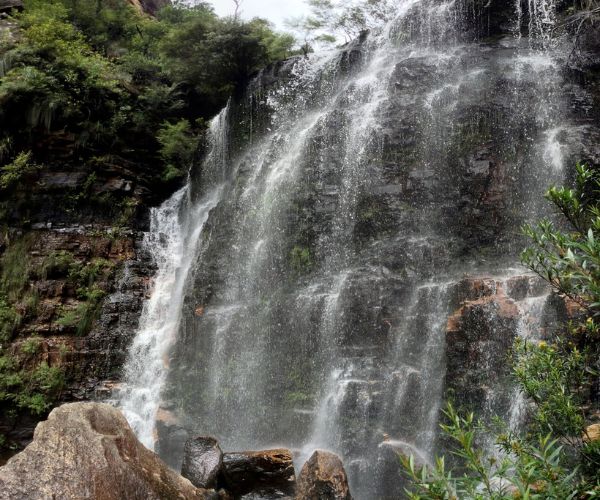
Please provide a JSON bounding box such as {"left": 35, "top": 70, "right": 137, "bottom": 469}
{"left": 296, "top": 450, "right": 352, "bottom": 500}
{"left": 0, "top": 402, "right": 214, "bottom": 500}
{"left": 221, "top": 449, "right": 296, "bottom": 497}
{"left": 181, "top": 436, "right": 223, "bottom": 489}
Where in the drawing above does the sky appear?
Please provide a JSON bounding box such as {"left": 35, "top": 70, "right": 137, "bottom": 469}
{"left": 208, "top": 0, "right": 309, "bottom": 29}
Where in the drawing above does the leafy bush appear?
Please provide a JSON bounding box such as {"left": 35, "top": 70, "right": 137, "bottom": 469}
{"left": 0, "top": 236, "right": 32, "bottom": 301}
{"left": 156, "top": 119, "right": 196, "bottom": 181}
{"left": 0, "top": 151, "right": 38, "bottom": 190}
{"left": 20, "top": 336, "right": 41, "bottom": 355}
{"left": 56, "top": 285, "right": 106, "bottom": 336}
{"left": 0, "top": 0, "right": 295, "bottom": 187}
{"left": 0, "top": 294, "right": 20, "bottom": 344}
{"left": 402, "top": 164, "right": 600, "bottom": 498}
{"left": 0, "top": 356, "right": 64, "bottom": 419}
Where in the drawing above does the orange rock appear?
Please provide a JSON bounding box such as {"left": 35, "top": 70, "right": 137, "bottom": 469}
{"left": 195, "top": 306, "right": 205, "bottom": 317}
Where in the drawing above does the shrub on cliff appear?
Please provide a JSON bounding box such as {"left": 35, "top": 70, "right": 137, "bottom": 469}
{"left": 402, "top": 164, "right": 600, "bottom": 498}
{"left": 0, "top": 0, "right": 295, "bottom": 185}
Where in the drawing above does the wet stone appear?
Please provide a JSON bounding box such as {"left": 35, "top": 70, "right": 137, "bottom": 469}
{"left": 181, "top": 436, "right": 224, "bottom": 490}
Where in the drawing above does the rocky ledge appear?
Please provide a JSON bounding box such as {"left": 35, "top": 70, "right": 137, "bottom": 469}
{"left": 0, "top": 402, "right": 353, "bottom": 500}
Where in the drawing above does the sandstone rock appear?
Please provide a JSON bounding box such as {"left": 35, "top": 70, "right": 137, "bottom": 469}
{"left": 0, "top": 402, "right": 213, "bottom": 500}
{"left": 222, "top": 448, "right": 295, "bottom": 497}
{"left": 296, "top": 450, "right": 352, "bottom": 500}
{"left": 181, "top": 436, "right": 223, "bottom": 489}
{"left": 584, "top": 423, "right": 600, "bottom": 442}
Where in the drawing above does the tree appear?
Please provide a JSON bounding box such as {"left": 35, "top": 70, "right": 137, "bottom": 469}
{"left": 402, "top": 164, "right": 600, "bottom": 498}
{"left": 233, "top": 0, "right": 243, "bottom": 19}
{"left": 288, "top": 0, "right": 395, "bottom": 47}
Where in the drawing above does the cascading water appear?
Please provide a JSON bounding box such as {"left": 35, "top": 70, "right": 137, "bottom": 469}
{"left": 116, "top": 0, "right": 593, "bottom": 497}
{"left": 117, "top": 107, "right": 229, "bottom": 449}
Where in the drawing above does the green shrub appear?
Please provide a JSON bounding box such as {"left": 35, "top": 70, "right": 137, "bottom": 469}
{"left": 56, "top": 285, "right": 105, "bottom": 336}
{"left": 0, "top": 236, "right": 32, "bottom": 301}
{"left": 0, "top": 354, "right": 64, "bottom": 424}
{"left": 156, "top": 119, "right": 196, "bottom": 181}
{"left": 402, "top": 164, "right": 600, "bottom": 497}
{"left": 20, "top": 336, "right": 41, "bottom": 355}
{"left": 40, "top": 250, "right": 78, "bottom": 279}
{"left": 0, "top": 294, "right": 20, "bottom": 343}
{"left": 0, "top": 151, "right": 38, "bottom": 190}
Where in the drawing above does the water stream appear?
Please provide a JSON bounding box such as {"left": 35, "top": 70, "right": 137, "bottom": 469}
{"left": 116, "top": 0, "right": 587, "bottom": 497}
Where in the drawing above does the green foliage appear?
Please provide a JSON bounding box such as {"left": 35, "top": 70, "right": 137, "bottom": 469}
{"left": 157, "top": 119, "right": 196, "bottom": 181}
{"left": 0, "top": 294, "right": 20, "bottom": 344}
{"left": 0, "top": 355, "right": 64, "bottom": 420}
{"left": 40, "top": 250, "right": 77, "bottom": 279}
{"left": 513, "top": 337, "right": 588, "bottom": 442}
{"left": 20, "top": 336, "right": 41, "bottom": 355}
{"left": 56, "top": 285, "right": 106, "bottom": 336}
{"left": 402, "top": 164, "right": 600, "bottom": 498}
{"left": 402, "top": 404, "right": 584, "bottom": 499}
{"left": 0, "top": 0, "right": 295, "bottom": 187}
{"left": 522, "top": 164, "right": 600, "bottom": 313}
{"left": 0, "top": 236, "right": 32, "bottom": 301}
{"left": 0, "top": 151, "right": 38, "bottom": 190}
{"left": 289, "top": 0, "right": 394, "bottom": 47}
{"left": 290, "top": 245, "right": 312, "bottom": 274}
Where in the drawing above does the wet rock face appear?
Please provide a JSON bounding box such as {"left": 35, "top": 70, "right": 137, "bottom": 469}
{"left": 296, "top": 450, "right": 352, "bottom": 500}
{"left": 0, "top": 229, "right": 153, "bottom": 452}
{"left": 446, "top": 278, "right": 521, "bottom": 415}
{"left": 221, "top": 449, "right": 296, "bottom": 498}
{"left": 445, "top": 275, "right": 572, "bottom": 419}
{"left": 0, "top": 403, "right": 212, "bottom": 500}
{"left": 182, "top": 436, "right": 224, "bottom": 490}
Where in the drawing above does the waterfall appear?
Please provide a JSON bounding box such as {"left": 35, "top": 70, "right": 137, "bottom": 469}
{"left": 115, "top": 0, "right": 589, "bottom": 497}
{"left": 117, "top": 107, "right": 229, "bottom": 449}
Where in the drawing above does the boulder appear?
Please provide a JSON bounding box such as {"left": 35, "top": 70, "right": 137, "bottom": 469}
{"left": 0, "top": 402, "right": 214, "bottom": 500}
{"left": 221, "top": 448, "right": 295, "bottom": 497}
{"left": 584, "top": 423, "right": 600, "bottom": 442}
{"left": 181, "top": 436, "right": 223, "bottom": 489}
{"left": 296, "top": 450, "right": 352, "bottom": 500}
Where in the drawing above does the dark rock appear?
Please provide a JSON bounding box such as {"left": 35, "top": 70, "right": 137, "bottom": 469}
{"left": 0, "top": 0, "right": 22, "bottom": 12}
{"left": 221, "top": 449, "right": 295, "bottom": 497}
{"left": 155, "top": 407, "right": 190, "bottom": 470}
{"left": 295, "top": 450, "right": 352, "bottom": 500}
{"left": 0, "top": 402, "right": 213, "bottom": 499}
{"left": 182, "top": 436, "right": 223, "bottom": 489}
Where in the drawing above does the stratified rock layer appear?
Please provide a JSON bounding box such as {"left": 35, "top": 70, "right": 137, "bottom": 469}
{"left": 0, "top": 402, "right": 213, "bottom": 500}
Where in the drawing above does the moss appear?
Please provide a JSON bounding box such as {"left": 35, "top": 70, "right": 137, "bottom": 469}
{"left": 289, "top": 245, "right": 312, "bottom": 274}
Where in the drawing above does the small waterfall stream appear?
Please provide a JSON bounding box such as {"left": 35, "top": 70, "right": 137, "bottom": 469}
{"left": 118, "top": 108, "right": 229, "bottom": 449}
{"left": 115, "top": 0, "right": 591, "bottom": 497}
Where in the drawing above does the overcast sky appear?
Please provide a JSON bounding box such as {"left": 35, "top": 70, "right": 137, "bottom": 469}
{"left": 208, "top": 0, "right": 309, "bottom": 29}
